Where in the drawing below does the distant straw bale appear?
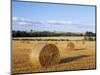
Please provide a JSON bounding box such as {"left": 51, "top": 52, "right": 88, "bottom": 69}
{"left": 67, "top": 42, "right": 75, "bottom": 50}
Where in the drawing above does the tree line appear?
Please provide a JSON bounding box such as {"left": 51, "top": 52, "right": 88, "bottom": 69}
{"left": 12, "top": 30, "right": 96, "bottom": 37}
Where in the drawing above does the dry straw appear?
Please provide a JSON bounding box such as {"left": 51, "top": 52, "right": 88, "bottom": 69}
{"left": 67, "top": 42, "right": 75, "bottom": 50}
{"left": 30, "top": 43, "right": 60, "bottom": 68}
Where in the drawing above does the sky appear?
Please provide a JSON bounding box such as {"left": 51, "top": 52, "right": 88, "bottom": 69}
{"left": 12, "top": 1, "right": 96, "bottom": 33}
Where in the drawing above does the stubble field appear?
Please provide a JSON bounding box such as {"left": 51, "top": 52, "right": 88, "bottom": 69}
{"left": 12, "top": 37, "right": 96, "bottom": 74}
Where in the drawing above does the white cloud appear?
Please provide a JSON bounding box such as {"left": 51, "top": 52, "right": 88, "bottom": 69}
{"left": 12, "top": 17, "right": 95, "bottom": 32}
{"left": 46, "top": 20, "right": 73, "bottom": 25}
{"left": 12, "top": 17, "right": 94, "bottom": 29}
{"left": 12, "top": 17, "right": 75, "bottom": 26}
{"left": 12, "top": 17, "right": 33, "bottom": 25}
{"left": 18, "top": 22, "right": 30, "bottom": 25}
{"left": 66, "top": 21, "right": 73, "bottom": 24}
{"left": 12, "top": 17, "right": 18, "bottom": 21}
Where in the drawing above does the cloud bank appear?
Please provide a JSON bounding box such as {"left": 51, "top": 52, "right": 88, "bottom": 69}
{"left": 12, "top": 17, "right": 95, "bottom": 32}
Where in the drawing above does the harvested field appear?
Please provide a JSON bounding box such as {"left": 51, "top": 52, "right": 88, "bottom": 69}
{"left": 12, "top": 37, "right": 96, "bottom": 74}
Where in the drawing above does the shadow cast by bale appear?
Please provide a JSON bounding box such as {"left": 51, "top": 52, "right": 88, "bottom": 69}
{"left": 74, "top": 48, "right": 86, "bottom": 51}
{"left": 59, "top": 55, "right": 90, "bottom": 64}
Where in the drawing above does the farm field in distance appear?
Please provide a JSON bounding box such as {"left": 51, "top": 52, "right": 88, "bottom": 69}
{"left": 12, "top": 36, "right": 96, "bottom": 74}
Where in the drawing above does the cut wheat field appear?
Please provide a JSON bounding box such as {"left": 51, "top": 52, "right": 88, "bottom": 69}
{"left": 12, "top": 37, "right": 96, "bottom": 74}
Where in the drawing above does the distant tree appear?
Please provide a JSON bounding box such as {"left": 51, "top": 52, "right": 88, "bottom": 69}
{"left": 85, "top": 31, "right": 95, "bottom": 37}
{"left": 30, "top": 29, "right": 33, "bottom": 33}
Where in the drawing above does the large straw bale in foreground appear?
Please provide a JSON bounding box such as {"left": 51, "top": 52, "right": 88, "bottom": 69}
{"left": 30, "top": 44, "right": 60, "bottom": 68}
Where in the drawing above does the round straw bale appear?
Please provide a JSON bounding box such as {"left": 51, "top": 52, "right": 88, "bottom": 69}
{"left": 30, "top": 44, "right": 60, "bottom": 68}
{"left": 67, "top": 42, "right": 75, "bottom": 50}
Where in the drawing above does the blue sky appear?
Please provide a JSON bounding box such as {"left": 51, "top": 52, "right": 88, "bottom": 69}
{"left": 12, "top": 1, "right": 96, "bottom": 32}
